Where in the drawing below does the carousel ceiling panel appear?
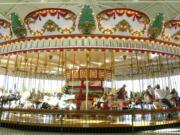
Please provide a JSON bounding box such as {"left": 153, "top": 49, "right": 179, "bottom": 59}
{"left": 0, "top": 50, "right": 179, "bottom": 79}
{"left": 162, "top": 20, "right": 180, "bottom": 43}
{"left": 0, "top": 19, "right": 12, "bottom": 41}
{"left": 96, "top": 8, "right": 150, "bottom": 35}
{"left": 24, "top": 8, "right": 77, "bottom": 36}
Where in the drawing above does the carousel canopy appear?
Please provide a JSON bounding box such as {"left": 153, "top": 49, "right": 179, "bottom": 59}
{"left": 0, "top": 0, "right": 179, "bottom": 80}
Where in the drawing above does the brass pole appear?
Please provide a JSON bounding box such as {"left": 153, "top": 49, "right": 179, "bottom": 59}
{"left": 35, "top": 52, "right": 40, "bottom": 92}
{"left": 85, "top": 51, "right": 89, "bottom": 110}
{"left": 61, "top": 51, "right": 64, "bottom": 92}
{"left": 4, "top": 55, "right": 10, "bottom": 92}
{"left": 13, "top": 54, "right": 19, "bottom": 92}
{"left": 103, "top": 50, "right": 106, "bottom": 93}
{"left": 135, "top": 52, "right": 141, "bottom": 92}
{"left": 56, "top": 50, "right": 61, "bottom": 92}
{"left": 71, "top": 50, "right": 76, "bottom": 94}
{"left": 111, "top": 50, "right": 115, "bottom": 91}
{"left": 130, "top": 53, "right": 134, "bottom": 96}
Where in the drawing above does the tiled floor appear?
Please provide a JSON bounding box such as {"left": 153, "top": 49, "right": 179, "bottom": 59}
{"left": 0, "top": 128, "right": 180, "bottom": 135}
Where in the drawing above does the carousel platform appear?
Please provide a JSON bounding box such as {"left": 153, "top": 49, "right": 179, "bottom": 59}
{"left": 0, "top": 108, "right": 180, "bottom": 133}
{"left": 1, "top": 127, "right": 180, "bottom": 135}
{"left": 1, "top": 120, "right": 180, "bottom": 133}
{"left": 1, "top": 122, "right": 180, "bottom": 133}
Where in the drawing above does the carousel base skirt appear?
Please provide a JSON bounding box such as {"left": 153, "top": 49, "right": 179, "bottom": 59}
{"left": 1, "top": 120, "right": 180, "bottom": 133}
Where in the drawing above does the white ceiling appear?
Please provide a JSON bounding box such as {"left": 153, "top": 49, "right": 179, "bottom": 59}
{"left": 0, "top": 0, "right": 179, "bottom": 22}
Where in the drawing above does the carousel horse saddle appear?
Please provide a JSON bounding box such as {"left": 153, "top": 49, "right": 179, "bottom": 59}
{"left": 41, "top": 102, "right": 51, "bottom": 109}
{"left": 36, "top": 102, "right": 51, "bottom": 109}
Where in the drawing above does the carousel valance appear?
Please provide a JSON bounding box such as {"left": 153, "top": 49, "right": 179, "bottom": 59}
{"left": 0, "top": 7, "right": 178, "bottom": 45}
{"left": 0, "top": 35, "right": 179, "bottom": 57}
{"left": 96, "top": 8, "right": 150, "bottom": 35}
{"left": 162, "top": 20, "right": 180, "bottom": 43}
{"left": 24, "top": 8, "right": 77, "bottom": 35}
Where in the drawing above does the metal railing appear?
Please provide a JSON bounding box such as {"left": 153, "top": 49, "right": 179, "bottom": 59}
{"left": 0, "top": 107, "right": 180, "bottom": 134}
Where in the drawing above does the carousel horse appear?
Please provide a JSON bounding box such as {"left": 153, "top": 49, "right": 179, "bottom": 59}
{"left": 36, "top": 93, "right": 76, "bottom": 110}
{"left": 21, "top": 94, "right": 56, "bottom": 110}
{"left": 148, "top": 98, "right": 173, "bottom": 110}
{"left": 0, "top": 92, "right": 21, "bottom": 107}
{"left": 152, "top": 85, "right": 170, "bottom": 109}
{"left": 169, "top": 89, "right": 180, "bottom": 107}
{"left": 152, "top": 88, "right": 175, "bottom": 119}
{"left": 116, "top": 85, "right": 127, "bottom": 100}
{"left": 153, "top": 92, "right": 174, "bottom": 110}
{"left": 20, "top": 91, "right": 49, "bottom": 109}
{"left": 128, "top": 92, "right": 143, "bottom": 109}
{"left": 20, "top": 91, "right": 36, "bottom": 109}
{"left": 57, "top": 94, "right": 76, "bottom": 110}
{"left": 141, "top": 90, "right": 154, "bottom": 109}
{"left": 40, "top": 96, "right": 59, "bottom": 109}
{"left": 19, "top": 91, "right": 76, "bottom": 110}
{"left": 93, "top": 94, "right": 114, "bottom": 110}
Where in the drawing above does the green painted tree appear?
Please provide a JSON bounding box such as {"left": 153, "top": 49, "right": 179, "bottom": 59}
{"left": 78, "top": 5, "right": 96, "bottom": 34}
{"left": 148, "top": 13, "right": 164, "bottom": 39}
{"left": 11, "top": 13, "right": 27, "bottom": 38}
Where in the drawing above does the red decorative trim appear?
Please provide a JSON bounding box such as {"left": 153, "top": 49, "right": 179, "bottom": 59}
{"left": 0, "top": 34, "right": 179, "bottom": 48}
{"left": 24, "top": 8, "right": 77, "bottom": 21}
{"left": 24, "top": 8, "right": 77, "bottom": 35}
{"left": 164, "top": 20, "right": 180, "bottom": 28}
{"left": 0, "top": 19, "right": 11, "bottom": 27}
{"left": 97, "top": 8, "right": 150, "bottom": 23}
{"left": 0, "top": 47, "right": 179, "bottom": 58}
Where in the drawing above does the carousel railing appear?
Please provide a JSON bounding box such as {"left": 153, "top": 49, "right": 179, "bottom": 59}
{"left": 0, "top": 107, "right": 180, "bottom": 134}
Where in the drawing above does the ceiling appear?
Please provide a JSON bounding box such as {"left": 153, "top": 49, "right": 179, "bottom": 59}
{"left": 0, "top": 50, "right": 179, "bottom": 79}
{"left": 0, "top": 0, "right": 179, "bottom": 21}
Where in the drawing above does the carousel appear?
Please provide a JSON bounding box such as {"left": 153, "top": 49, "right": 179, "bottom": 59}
{"left": 0, "top": 2, "right": 180, "bottom": 133}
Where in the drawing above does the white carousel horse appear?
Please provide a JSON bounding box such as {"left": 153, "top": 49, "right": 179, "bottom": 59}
{"left": 1, "top": 90, "right": 76, "bottom": 110}
{"left": 57, "top": 94, "right": 76, "bottom": 110}
{"left": 38, "top": 93, "right": 76, "bottom": 110}
{"left": 20, "top": 91, "right": 35, "bottom": 109}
